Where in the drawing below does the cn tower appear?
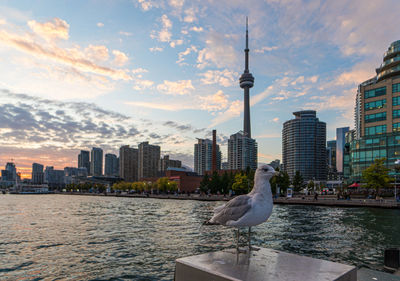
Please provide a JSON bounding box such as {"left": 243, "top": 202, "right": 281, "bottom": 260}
{"left": 239, "top": 17, "right": 254, "bottom": 138}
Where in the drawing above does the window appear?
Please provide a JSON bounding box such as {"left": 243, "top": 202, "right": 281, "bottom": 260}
{"left": 394, "top": 110, "right": 400, "bottom": 119}
{"left": 393, "top": 96, "right": 400, "bottom": 106}
{"left": 365, "top": 99, "right": 386, "bottom": 110}
{"left": 365, "top": 125, "right": 387, "bottom": 136}
{"left": 393, "top": 83, "right": 400, "bottom": 93}
{"left": 365, "top": 112, "right": 387, "bottom": 123}
{"left": 394, "top": 123, "right": 400, "bottom": 132}
{"left": 365, "top": 87, "right": 386, "bottom": 99}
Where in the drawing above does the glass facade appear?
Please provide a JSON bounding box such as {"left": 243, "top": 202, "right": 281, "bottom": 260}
{"left": 365, "top": 125, "right": 387, "bottom": 136}
{"left": 393, "top": 83, "right": 400, "bottom": 93}
{"left": 364, "top": 86, "right": 386, "bottom": 99}
{"left": 365, "top": 99, "right": 386, "bottom": 110}
{"left": 345, "top": 133, "right": 400, "bottom": 182}
{"left": 365, "top": 112, "right": 386, "bottom": 123}
{"left": 393, "top": 96, "right": 400, "bottom": 106}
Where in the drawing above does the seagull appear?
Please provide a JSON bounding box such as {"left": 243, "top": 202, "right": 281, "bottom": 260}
{"left": 204, "top": 164, "right": 276, "bottom": 252}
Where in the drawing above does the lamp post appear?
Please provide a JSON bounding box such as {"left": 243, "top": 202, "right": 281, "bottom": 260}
{"left": 394, "top": 160, "right": 400, "bottom": 200}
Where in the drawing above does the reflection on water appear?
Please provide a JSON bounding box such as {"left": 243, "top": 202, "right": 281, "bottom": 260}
{"left": 0, "top": 195, "right": 399, "bottom": 280}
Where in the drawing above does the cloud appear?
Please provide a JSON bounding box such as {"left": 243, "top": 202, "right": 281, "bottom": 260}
{"left": 199, "top": 69, "right": 238, "bottom": 87}
{"left": 0, "top": 89, "right": 141, "bottom": 152}
{"left": 119, "top": 31, "right": 133, "bottom": 36}
{"left": 133, "top": 79, "right": 154, "bottom": 90}
{"left": 151, "top": 14, "right": 173, "bottom": 43}
{"left": 156, "top": 80, "right": 194, "bottom": 95}
{"left": 85, "top": 45, "right": 109, "bottom": 61}
{"left": 97, "top": 22, "right": 104, "bottom": 27}
{"left": 197, "top": 31, "right": 237, "bottom": 69}
{"left": 254, "top": 46, "right": 278, "bottom": 53}
{"left": 170, "top": 39, "right": 183, "bottom": 48}
{"left": 176, "top": 45, "right": 197, "bottom": 65}
{"left": 190, "top": 26, "right": 203, "bottom": 32}
{"left": 308, "top": 75, "right": 319, "bottom": 83}
{"left": 169, "top": 0, "right": 184, "bottom": 8}
{"left": 272, "top": 117, "right": 279, "bottom": 123}
{"left": 28, "top": 18, "right": 69, "bottom": 41}
{"left": 163, "top": 121, "right": 192, "bottom": 132}
{"left": 184, "top": 7, "right": 197, "bottom": 23}
{"left": 0, "top": 20, "right": 132, "bottom": 82}
{"left": 149, "top": 46, "right": 163, "bottom": 52}
{"left": 112, "top": 50, "right": 129, "bottom": 66}
{"left": 136, "top": 0, "right": 158, "bottom": 11}
{"left": 199, "top": 90, "right": 229, "bottom": 112}
{"left": 131, "top": 68, "right": 148, "bottom": 74}
{"left": 126, "top": 101, "right": 178, "bottom": 111}
{"left": 209, "top": 100, "right": 242, "bottom": 127}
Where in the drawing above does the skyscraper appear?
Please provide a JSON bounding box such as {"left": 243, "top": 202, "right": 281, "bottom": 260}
{"left": 119, "top": 145, "right": 138, "bottom": 182}
{"left": 228, "top": 131, "right": 258, "bottom": 171}
{"left": 138, "top": 142, "right": 160, "bottom": 179}
{"left": 336, "top": 127, "right": 349, "bottom": 173}
{"left": 347, "top": 40, "right": 400, "bottom": 181}
{"left": 239, "top": 17, "right": 254, "bottom": 138}
{"left": 282, "top": 110, "right": 327, "bottom": 181}
{"left": 32, "top": 163, "right": 44, "bottom": 184}
{"left": 105, "top": 153, "right": 119, "bottom": 176}
{"left": 78, "top": 150, "right": 90, "bottom": 174}
{"left": 194, "top": 138, "right": 221, "bottom": 175}
{"left": 90, "top": 147, "right": 103, "bottom": 176}
{"left": 159, "top": 155, "right": 182, "bottom": 174}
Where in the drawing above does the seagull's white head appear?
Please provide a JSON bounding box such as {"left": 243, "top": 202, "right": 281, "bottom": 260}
{"left": 256, "top": 164, "right": 277, "bottom": 180}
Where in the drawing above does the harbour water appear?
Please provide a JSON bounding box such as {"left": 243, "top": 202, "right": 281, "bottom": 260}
{"left": 0, "top": 195, "right": 399, "bottom": 280}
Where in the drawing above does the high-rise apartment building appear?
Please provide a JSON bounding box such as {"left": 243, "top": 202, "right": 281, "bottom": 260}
{"left": 119, "top": 145, "right": 138, "bottom": 182}
{"left": 159, "top": 155, "right": 182, "bottom": 173}
{"left": 32, "top": 163, "right": 44, "bottom": 184}
{"left": 1, "top": 162, "right": 17, "bottom": 183}
{"left": 194, "top": 139, "right": 221, "bottom": 175}
{"left": 327, "top": 140, "right": 337, "bottom": 170}
{"left": 347, "top": 40, "right": 400, "bottom": 181}
{"left": 336, "top": 127, "right": 350, "bottom": 173}
{"left": 138, "top": 142, "right": 160, "bottom": 179}
{"left": 105, "top": 153, "right": 119, "bottom": 176}
{"left": 78, "top": 150, "right": 90, "bottom": 174}
{"left": 282, "top": 110, "right": 327, "bottom": 181}
{"left": 90, "top": 147, "right": 103, "bottom": 176}
{"left": 227, "top": 131, "right": 257, "bottom": 171}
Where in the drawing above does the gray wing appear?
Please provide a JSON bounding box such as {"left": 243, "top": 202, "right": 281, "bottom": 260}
{"left": 212, "top": 195, "right": 251, "bottom": 225}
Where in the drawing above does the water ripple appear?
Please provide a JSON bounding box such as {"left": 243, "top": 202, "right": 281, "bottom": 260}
{"left": 0, "top": 195, "right": 399, "bottom": 280}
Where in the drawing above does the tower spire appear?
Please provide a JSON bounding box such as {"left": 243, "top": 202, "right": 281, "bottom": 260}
{"left": 240, "top": 16, "right": 254, "bottom": 138}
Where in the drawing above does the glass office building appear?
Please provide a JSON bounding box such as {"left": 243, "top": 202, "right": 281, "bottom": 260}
{"left": 346, "top": 40, "right": 400, "bottom": 182}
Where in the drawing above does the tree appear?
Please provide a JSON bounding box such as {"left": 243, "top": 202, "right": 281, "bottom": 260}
{"left": 274, "top": 170, "right": 290, "bottom": 195}
{"left": 292, "top": 171, "right": 304, "bottom": 192}
{"left": 362, "top": 158, "right": 391, "bottom": 192}
{"left": 199, "top": 174, "right": 210, "bottom": 194}
{"left": 232, "top": 173, "right": 250, "bottom": 195}
{"left": 220, "top": 172, "right": 230, "bottom": 195}
{"left": 157, "top": 177, "right": 170, "bottom": 193}
{"left": 307, "top": 180, "right": 315, "bottom": 191}
{"left": 209, "top": 171, "right": 221, "bottom": 194}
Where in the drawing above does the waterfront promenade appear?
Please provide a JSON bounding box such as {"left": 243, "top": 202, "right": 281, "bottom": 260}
{"left": 56, "top": 192, "right": 400, "bottom": 209}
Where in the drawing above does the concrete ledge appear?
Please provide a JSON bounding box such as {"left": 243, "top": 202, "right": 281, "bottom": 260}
{"left": 175, "top": 248, "right": 357, "bottom": 281}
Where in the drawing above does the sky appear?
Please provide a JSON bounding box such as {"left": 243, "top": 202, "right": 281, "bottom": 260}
{"left": 0, "top": 0, "right": 400, "bottom": 178}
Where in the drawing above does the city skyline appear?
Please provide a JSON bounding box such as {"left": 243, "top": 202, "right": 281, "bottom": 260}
{"left": 1, "top": 1, "right": 400, "bottom": 177}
